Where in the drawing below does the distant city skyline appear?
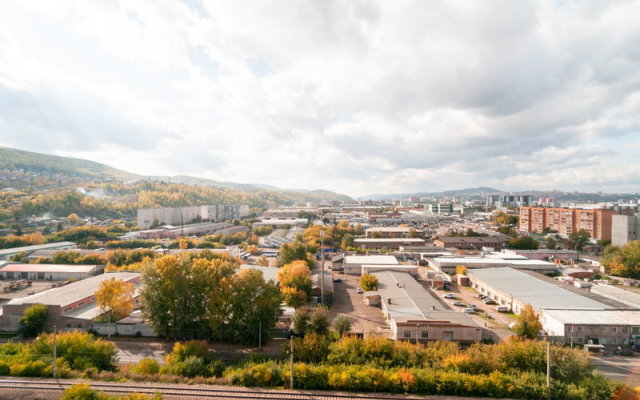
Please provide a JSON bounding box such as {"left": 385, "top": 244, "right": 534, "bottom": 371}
{"left": 1, "top": 1, "right": 639, "bottom": 197}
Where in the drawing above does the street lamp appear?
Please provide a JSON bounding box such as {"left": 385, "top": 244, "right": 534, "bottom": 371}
{"left": 320, "top": 230, "right": 325, "bottom": 305}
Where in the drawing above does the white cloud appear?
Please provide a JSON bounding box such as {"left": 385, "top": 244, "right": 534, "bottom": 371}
{"left": 0, "top": 0, "right": 639, "bottom": 197}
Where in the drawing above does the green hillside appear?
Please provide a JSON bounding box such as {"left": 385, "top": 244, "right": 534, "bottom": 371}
{"left": 0, "top": 146, "right": 137, "bottom": 179}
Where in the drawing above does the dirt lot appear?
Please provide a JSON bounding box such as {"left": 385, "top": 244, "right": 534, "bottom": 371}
{"left": 328, "top": 270, "right": 390, "bottom": 337}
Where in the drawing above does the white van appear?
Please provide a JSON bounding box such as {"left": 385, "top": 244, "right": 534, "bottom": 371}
{"left": 496, "top": 305, "right": 510, "bottom": 312}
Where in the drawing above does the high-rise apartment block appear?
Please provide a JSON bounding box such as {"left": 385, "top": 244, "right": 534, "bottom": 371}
{"left": 611, "top": 214, "right": 640, "bottom": 246}
{"left": 519, "top": 207, "right": 614, "bottom": 241}
{"left": 137, "top": 205, "right": 250, "bottom": 229}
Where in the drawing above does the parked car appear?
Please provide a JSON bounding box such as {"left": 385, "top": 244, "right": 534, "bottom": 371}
{"left": 443, "top": 293, "right": 455, "bottom": 299}
{"left": 462, "top": 308, "right": 476, "bottom": 313}
{"left": 469, "top": 304, "right": 478, "bottom": 309}
{"left": 332, "top": 278, "right": 342, "bottom": 283}
{"left": 356, "top": 288, "right": 363, "bottom": 293}
{"left": 477, "top": 294, "right": 487, "bottom": 300}
{"left": 496, "top": 305, "right": 510, "bottom": 312}
{"left": 483, "top": 298, "right": 497, "bottom": 305}
{"left": 452, "top": 301, "right": 465, "bottom": 307}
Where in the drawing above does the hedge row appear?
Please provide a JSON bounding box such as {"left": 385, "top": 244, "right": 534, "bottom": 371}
{"left": 224, "top": 362, "right": 624, "bottom": 400}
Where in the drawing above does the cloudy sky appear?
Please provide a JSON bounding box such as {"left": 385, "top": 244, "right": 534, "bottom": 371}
{"left": 0, "top": 1, "right": 639, "bottom": 197}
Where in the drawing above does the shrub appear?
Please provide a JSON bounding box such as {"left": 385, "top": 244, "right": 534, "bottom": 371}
{"left": 132, "top": 358, "right": 160, "bottom": 375}
{"left": 167, "top": 356, "right": 211, "bottom": 378}
{"left": 359, "top": 274, "right": 377, "bottom": 291}
{"left": 28, "top": 331, "right": 117, "bottom": 371}
{"left": 61, "top": 384, "right": 105, "bottom": 400}
{"left": 165, "top": 340, "right": 209, "bottom": 365}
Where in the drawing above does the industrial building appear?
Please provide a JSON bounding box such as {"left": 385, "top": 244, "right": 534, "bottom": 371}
{"left": 365, "top": 226, "right": 424, "bottom": 238}
{"left": 0, "top": 272, "right": 141, "bottom": 332}
{"left": 433, "top": 236, "right": 509, "bottom": 250}
{"left": 367, "top": 271, "right": 482, "bottom": 343}
{"left": 343, "top": 255, "right": 399, "bottom": 275}
{"left": 542, "top": 309, "right": 640, "bottom": 346}
{"left": 0, "top": 263, "right": 103, "bottom": 281}
{"left": 499, "top": 249, "right": 578, "bottom": 261}
{"left": 0, "top": 242, "right": 76, "bottom": 261}
{"left": 519, "top": 207, "right": 614, "bottom": 240}
{"left": 466, "top": 267, "right": 613, "bottom": 315}
{"left": 252, "top": 218, "right": 309, "bottom": 228}
{"left": 353, "top": 238, "right": 426, "bottom": 250}
{"left": 591, "top": 284, "right": 640, "bottom": 309}
{"left": 427, "top": 253, "right": 558, "bottom": 274}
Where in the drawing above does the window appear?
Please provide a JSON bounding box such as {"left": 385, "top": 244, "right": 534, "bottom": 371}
{"left": 421, "top": 331, "right": 429, "bottom": 338}
{"left": 601, "top": 327, "right": 606, "bottom": 333}
{"left": 577, "top": 337, "right": 584, "bottom": 344}
{"left": 611, "top": 338, "right": 617, "bottom": 345}
{"left": 404, "top": 331, "right": 411, "bottom": 338}
{"left": 623, "top": 327, "right": 628, "bottom": 333}
{"left": 633, "top": 327, "right": 640, "bottom": 334}
{"left": 612, "top": 327, "right": 617, "bottom": 333}
{"left": 577, "top": 327, "right": 583, "bottom": 333}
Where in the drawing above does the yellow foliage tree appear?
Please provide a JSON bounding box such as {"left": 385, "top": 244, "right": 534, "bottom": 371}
{"left": 24, "top": 231, "right": 46, "bottom": 245}
{"left": 178, "top": 238, "right": 189, "bottom": 250}
{"left": 456, "top": 265, "right": 468, "bottom": 275}
{"left": 67, "top": 213, "right": 82, "bottom": 225}
{"left": 96, "top": 278, "right": 136, "bottom": 321}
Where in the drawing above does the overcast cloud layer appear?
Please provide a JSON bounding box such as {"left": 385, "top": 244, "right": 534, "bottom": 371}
{"left": 0, "top": 0, "right": 639, "bottom": 197}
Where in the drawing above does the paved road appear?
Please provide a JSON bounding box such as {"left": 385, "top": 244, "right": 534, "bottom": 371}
{"left": 591, "top": 355, "right": 640, "bottom": 387}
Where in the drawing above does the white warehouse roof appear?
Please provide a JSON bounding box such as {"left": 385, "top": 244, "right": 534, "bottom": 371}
{"left": 344, "top": 255, "right": 398, "bottom": 265}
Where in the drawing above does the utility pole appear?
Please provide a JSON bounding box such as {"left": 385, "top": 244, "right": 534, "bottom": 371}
{"left": 415, "top": 323, "right": 420, "bottom": 345}
{"left": 546, "top": 339, "right": 551, "bottom": 399}
{"left": 52, "top": 325, "right": 57, "bottom": 379}
{"left": 320, "top": 230, "right": 325, "bottom": 305}
{"left": 289, "top": 335, "right": 294, "bottom": 389}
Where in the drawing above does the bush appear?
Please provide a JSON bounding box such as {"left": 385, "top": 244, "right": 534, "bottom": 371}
{"left": 165, "top": 340, "right": 210, "bottom": 365}
{"left": 359, "top": 274, "right": 378, "bottom": 291}
{"left": 167, "top": 356, "right": 211, "bottom": 378}
{"left": 28, "top": 331, "right": 117, "bottom": 371}
{"left": 132, "top": 358, "right": 160, "bottom": 375}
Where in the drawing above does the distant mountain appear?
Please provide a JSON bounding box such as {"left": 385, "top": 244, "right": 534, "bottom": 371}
{"left": 0, "top": 146, "right": 137, "bottom": 180}
{"left": 360, "top": 187, "right": 504, "bottom": 201}
{"left": 0, "top": 146, "right": 352, "bottom": 203}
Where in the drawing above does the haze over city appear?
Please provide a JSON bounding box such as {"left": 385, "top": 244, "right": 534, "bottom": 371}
{"left": 0, "top": 0, "right": 639, "bottom": 197}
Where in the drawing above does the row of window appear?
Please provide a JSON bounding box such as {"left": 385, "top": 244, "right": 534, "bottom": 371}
{"left": 404, "top": 330, "right": 429, "bottom": 338}
{"left": 573, "top": 326, "right": 636, "bottom": 334}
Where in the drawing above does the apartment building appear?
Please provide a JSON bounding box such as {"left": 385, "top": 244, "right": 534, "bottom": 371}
{"left": 137, "top": 205, "right": 249, "bottom": 229}
{"left": 611, "top": 214, "right": 640, "bottom": 246}
{"left": 519, "top": 207, "right": 614, "bottom": 241}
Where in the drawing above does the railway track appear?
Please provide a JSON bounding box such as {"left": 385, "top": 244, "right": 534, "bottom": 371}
{"left": 0, "top": 379, "right": 430, "bottom": 400}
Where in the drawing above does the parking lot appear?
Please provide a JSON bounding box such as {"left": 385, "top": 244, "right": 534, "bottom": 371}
{"left": 433, "top": 280, "right": 515, "bottom": 342}
{"left": 328, "top": 271, "right": 390, "bottom": 337}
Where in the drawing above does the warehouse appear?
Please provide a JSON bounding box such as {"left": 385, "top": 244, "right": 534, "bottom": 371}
{"left": 467, "top": 267, "right": 613, "bottom": 315}
{"left": 353, "top": 238, "right": 426, "bottom": 250}
{"left": 343, "top": 255, "right": 399, "bottom": 275}
{"left": 367, "top": 271, "right": 482, "bottom": 343}
{"left": 0, "top": 263, "right": 102, "bottom": 281}
{"left": 542, "top": 309, "right": 640, "bottom": 346}
{"left": 428, "top": 255, "right": 557, "bottom": 274}
{"left": 0, "top": 241, "right": 76, "bottom": 260}
{"left": 0, "top": 272, "right": 141, "bottom": 332}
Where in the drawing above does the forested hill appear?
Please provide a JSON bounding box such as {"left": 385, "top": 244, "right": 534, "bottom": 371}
{"left": 0, "top": 146, "right": 136, "bottom": 181}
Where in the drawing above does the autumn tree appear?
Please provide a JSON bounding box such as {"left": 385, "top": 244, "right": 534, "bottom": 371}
{"left": 603, "top": 241, "right": 640, "bottom": 278}
{"left": 515, "top": 304, "right": 542, "bottom": 340}
{"left": 545, "top": 236, "right": 557, "bottom": 250}
{"left": 508, "top": 236, "right": 539, "bottom": 250}
{"left": 256, "top": 256, "right": 270, "bottom": 266}
{"left": 278, "top": 260, "right": 312, "bottom": 307}
{"left": 359, "top": 274, "right": 378, "bottom": 291}
{"left": 456, "top": 265, "right": 468, "bottom": 276}
{"left": 96, "top": 278, "right": 136, "bottom": 322}
{"left": 67, "top": 213, "right": 82, "bottom": 225}
{"left": 19, "top": 303, "right": 49, "bottom": 337}
{"left": 309, "top": 306, "right": 330, "bottom": 335}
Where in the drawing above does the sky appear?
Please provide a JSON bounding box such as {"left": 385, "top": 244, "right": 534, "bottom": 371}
{"left": 0, "top": 0, "right": 639, "bottom": 197}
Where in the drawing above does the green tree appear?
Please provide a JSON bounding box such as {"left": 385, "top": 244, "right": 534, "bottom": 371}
{"left": 508, "top": 236, "right": 539, "bottom": 250}
{"left": 277, "top": 241, "right": 315, "bottom": 268}
{"left": 359, "top": 274, "right": 378, "bottom": 291}
{"left": 515, "top": 304, "right": 542, "bottom": 340}
{"left": 332, "top": 316, "right": 352, "bottom": 337}
{"left": 545, "top": 236, "right": 557, "bottom": 250}
{"left": 340, "top": 233, "right": 354, "bottom": 250}
{"left": 291, "top": 308, "right": 310, "bottom": 336}
{"left": 569, "top": 229, "right": 591, "bottom": 251}
{"left": 308, "top": 307, "right": 330, "bottom": 335}
{"left": 18, "top": 304, "right": 48, "bottom": 337}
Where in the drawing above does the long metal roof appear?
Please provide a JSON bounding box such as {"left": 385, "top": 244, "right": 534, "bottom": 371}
{"left": 468, "top": 267, "right": 613, "bottom": 311}
{"left": 344, "top": 255, "right": 398, "bottom": 265}
{"left": 0, "top": 242, "right": 75, "bottom": 257}
{"left": 370, "top": 271, "right": 479, "bottom": 326}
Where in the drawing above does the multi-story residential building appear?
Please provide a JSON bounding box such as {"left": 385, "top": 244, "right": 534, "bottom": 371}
{"left": 137, "top": 205, "right": 250, "bottom": 229}
{"left": 611, "top": 214, "right": 640, "bottom": 246}
{"left": 486, "top": 195, "right": 530, "bottom": 209}
{"left": 519, "top": 207, "right": 614, "bottom": 241}
{"left": 426, "top": 203, "right": 454, "bottom": 214}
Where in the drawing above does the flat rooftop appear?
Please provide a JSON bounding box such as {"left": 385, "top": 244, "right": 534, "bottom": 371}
{"left": 344, "top": 255, "right": 398, "bottom": 265}
{"left": 0, "top": 264, "right": 97, "bottom": 273}
{"left": 0, "top": 242, "right": 75, "bottom": 257}
{"left": 468, "top": 267, "right": 613, "bottom": 311}
{"left": 591, "top": 284, "right": 640, "bottom": 308}
{"left": 366, "top": 227, "right": 424, "bottom": 232}
{"left": 544, "top": 309, "right": 640, "bottom": 325}
{"left": 7, "top": 272, "right": 140, "bottom": 307}
{"left": 239, "top": 265, "right": 279, "bottom": 282}
{"left": 354, "top": 238, "right": 425, "bottom": 243}
{"left": 432, "top": 257, "right": 555, "bottom": 266}
{"left": 370, "top": 271, "right": 478, "bottom": 326}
